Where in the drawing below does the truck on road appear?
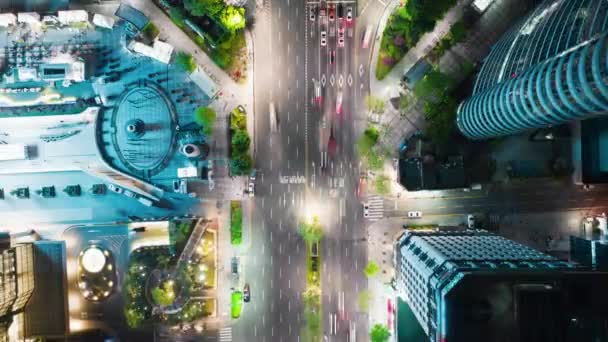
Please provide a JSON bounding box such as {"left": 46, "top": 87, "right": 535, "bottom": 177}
{"left": 0, "top": 144, "right": 30, "bottom": 161}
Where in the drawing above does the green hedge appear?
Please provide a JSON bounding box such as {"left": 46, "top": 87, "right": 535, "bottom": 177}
{"left": 229, "top": 107, "right": 252, "bottom": 175}
{"left": 231, "top": 291, "right": 243, "bottom": 318}
{"left": 230, "top": 201, "right": 242, "bottom": 245}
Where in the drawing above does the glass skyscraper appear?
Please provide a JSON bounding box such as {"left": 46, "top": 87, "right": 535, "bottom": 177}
{"left": 395, "top": 229, "right": 608, "bottom": 342}
{"left": 456, "top": 0, "right": 608, "bottom": 139}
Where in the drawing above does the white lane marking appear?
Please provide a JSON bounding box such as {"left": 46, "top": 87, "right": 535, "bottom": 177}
{"left": 270, "top": 183, "right": 273, "bottom": 195}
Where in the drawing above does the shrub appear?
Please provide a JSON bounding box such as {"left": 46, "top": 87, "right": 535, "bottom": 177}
{"left": 142, "top": 22, "right": 160, "bottom": 41}
{"left": 230, "top": 201, "right": 242, "bottom": 245}
{"left": 194, "top": 106, "right": 217, "bottom": 135}
{"left": 231, "top": 130, "right": 251, "bottom": 154}
{"left": 169, "top": 8, "right": 186, "bottom": 28}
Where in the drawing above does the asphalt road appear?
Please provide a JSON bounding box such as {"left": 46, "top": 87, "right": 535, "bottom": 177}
{"left": 231, "top": 0, "right": 376, "bottom": 341}
{"left": 384, "top": 183, "right": 608, "bottom": 224}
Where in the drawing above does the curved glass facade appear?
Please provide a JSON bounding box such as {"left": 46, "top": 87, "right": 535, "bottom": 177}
{"left": 457, "top": 0, "right": 608, "bottom": 139}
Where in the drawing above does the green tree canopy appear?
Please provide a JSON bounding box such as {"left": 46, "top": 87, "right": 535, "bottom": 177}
{"left": 357, "top": 126, "right": 380, "bottom": 157}
{"left": 219, "top": 6, "right": 246, "bottom": 32}
{"left": 230, "top": 153, "right": 252, "bottom": 175}
{"left": 370, "top": 324, "right": 391, "bottom": 342}
{"left": 194, "top": 106, "right": 217, "bottom": 134}
{"left": 125, "top": 306, "right": 145, "bottom": 328}
{"left": 299, "top": 216, "right": 323, "bottom": 244}
{"left": 185, "top": 0, "right": 226, "bottom": 16}
{"left": 231, "top": 130, "right": 251, "bottom": 154}
{"left": 175, "top": 51, "right": 196, "bottom": 73}
{"left": 373, "top": 175, "right": 390, "bottom": 195}
{"left": 364, "top": 261, "right": 381, "bottom": 278}
{"left": 151, "top": 281, "right": 176, "bottom": 306}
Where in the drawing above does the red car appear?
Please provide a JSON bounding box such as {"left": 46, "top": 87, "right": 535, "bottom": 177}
{"left": 328, "top": 5, "right": 335, "bottom": 21}
{"left": 336, "top": 91, "right": 343, "bottom": 115}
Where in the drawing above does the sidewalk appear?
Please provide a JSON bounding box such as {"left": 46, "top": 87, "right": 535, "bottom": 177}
{"left": 367, "top": 0, "right": 472, "bottom": 155}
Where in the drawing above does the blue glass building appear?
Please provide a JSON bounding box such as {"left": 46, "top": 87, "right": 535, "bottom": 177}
{"left": 395, "top": 229, "right": 608, "bottom": 342}
{"left": 456, "top": 0, "right": 608, "bottom": 139}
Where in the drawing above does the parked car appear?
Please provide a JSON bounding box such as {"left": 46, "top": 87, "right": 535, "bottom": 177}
{"left": 108, "top": 184, "right": 123, "bottom": 194}
{"left": 231, "top": 257, "right": 239, "bottom": 276}
{"left": 407, "top": 211, "right": 422, "bottom": 218}
{"left": 243, "top": 283, "right": 251, "bottom": 302}
{"left": 123, "top": 189, "right": 136, "bottom": 198}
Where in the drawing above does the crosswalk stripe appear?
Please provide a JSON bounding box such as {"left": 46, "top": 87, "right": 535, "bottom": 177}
{"left": 219, "top": 327, "right": 232, "bottom": 341}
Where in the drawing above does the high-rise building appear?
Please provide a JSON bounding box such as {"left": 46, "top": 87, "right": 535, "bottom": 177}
{"left": 395, "top": 229, "right": 608, "bottom": 342}
{"left": 456, "top": 0, "right": 608, "bottom": 139}
{"left": 0, "top": 241, "right": 34, "bottom": 342}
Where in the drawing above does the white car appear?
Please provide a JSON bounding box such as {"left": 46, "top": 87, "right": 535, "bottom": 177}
{"left": 467, "top": 214, "right": 475, "bottom": 228}
{"left": 346, "top": 7, "right": 353, "bottom": 23}
{"left": 108, "top": 184, "right": 123, "bottom": 194}
{"left": 124, "top": 189, "right": 136, "bottom": 198}
{"left": 248, "top": 182, "right": 254, "bottom": 197}
{"left": 320, "top": 31, "right": 327, "bottom": 46}
{"left": 408, "top": 211, "right": 422, "bottom": 218}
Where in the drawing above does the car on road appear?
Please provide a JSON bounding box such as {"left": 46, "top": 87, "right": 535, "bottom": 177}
{"left": 309, "top": 6, "right": 316, "bottom": 21}
{"left": 123, "top": 189, "right": 136, "bottom": 198}
{"left": 328, "top": 4, "right": 335, "bottom": 21}
{"left": 346, "top": 7, "right": 353, "bottom": 23}
{"left": 248, "top": 182, "right": 254, "bottom": 197}
{"left": 319, "top": 0, "right": 327, "bottom": 16}
{"left": 108, "top": 184, "right": 123, "bottom": 194}
{"left": 270, "top": 102, "right": 279, "bottom": 132}
{"left": 231, "top": 257, "right": 239, "bottom": 276}
{"left": 328, "top": 49, "right": 335, "bottom": 64}
{"left": 320, "top": 30, "right": 327, "bottom": 46}
{"left": 338, "top": 27, "right": 345, "bottom": 47}
{"left": 336, "top": 91, "right": 343, "bottom": 115}
{"left": 337, "top": 3, "right": 344, "bottom": 20}
{"left": 243, "top": 284, "right": 251, "bottom": 302}
{"left": 467, "top": 214, "right": 476, "bottom": 228}
{"left": 314, "top": 80, "right": 322, "bottom": 105}
{"left": 408, "top": 211, "right": 422, "bottom": 218}
{"left": 131, "top": 226, "right": 146, "bottom": 233}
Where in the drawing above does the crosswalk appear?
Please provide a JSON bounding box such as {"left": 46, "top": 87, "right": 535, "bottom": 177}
{"left": 363, "top": 196, "right": 384, "bottom": 221}
{"left": 219, "top": 327, "right": 232, "bottom": 342}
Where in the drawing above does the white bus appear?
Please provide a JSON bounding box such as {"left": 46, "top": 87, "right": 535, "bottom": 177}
{"left": 0, "top": 144, "right": 29, "bottom": 161}
{"left": 361, "top": 25, "right": 373, "bottom": 49}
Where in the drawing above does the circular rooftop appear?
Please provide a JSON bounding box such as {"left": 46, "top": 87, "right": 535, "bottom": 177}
{"left": 81, "top": 247, "right": 106, "bottom": 273}
{"left": 111, "top": 84, "right": 177, "bottom": 174}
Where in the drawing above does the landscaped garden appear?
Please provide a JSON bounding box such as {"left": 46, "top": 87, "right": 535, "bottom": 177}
{"left": 157, "top": 0, "right": 248, "bottom": 82}
{"left": 123, "top": 218, "right": 217, "bottom": 329}
{"left": 229, "top": 106, "right": 253, "bottom": 175}
{"left": 230, "top": 200, "right": 243, "bottom": 245}
{"left": 376, "top": 0, "right": 457, "bottom": 79}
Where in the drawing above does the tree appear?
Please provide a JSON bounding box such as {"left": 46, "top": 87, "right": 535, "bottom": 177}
{"left": 373, "top": 175, "right": 390, "bottom": 195}
{"left": 357, "top": 126, "right": 379, "bottom": 157}
{"left": 299, "top": 216, "right": 323, "bottom": 244}
{"left": 231, "top": 130, "right": 251, "bottom": 154}
{"left": 357, "top": 290, "right": 372, "bottom": 312}
{"left": 151, "top": 281, "right": 176, "bottom": 306}
{"left": 169, "top": 8, "right": 186, "bottom": 27}
{"left": 125, "top": 306, "right": 145, "bottom": 328}
{"left": 219, "top": 6, "right": 246, "bottom": 32}
{"left": 175, "top": 51, "right": 196, "bottom": 73}
{"left": 141, "top": 22, "right": 160, "bottom": 41}
{"left": 364, "top": 261, "right": 381, "bottom": 278}
{"left": 194, "top": 106, "right": 217, "bottom": 135}
{"left": 185, "top": 0, "right": 226, "bottom": 16}
{"left": 367, "top": 152, "right": 385, "bottom": 171}
{"left": 230, "top": 153, "right": 252, "bottom": 175}
{"left": 370, "top": 324, "right": 391, "bottom": 342}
